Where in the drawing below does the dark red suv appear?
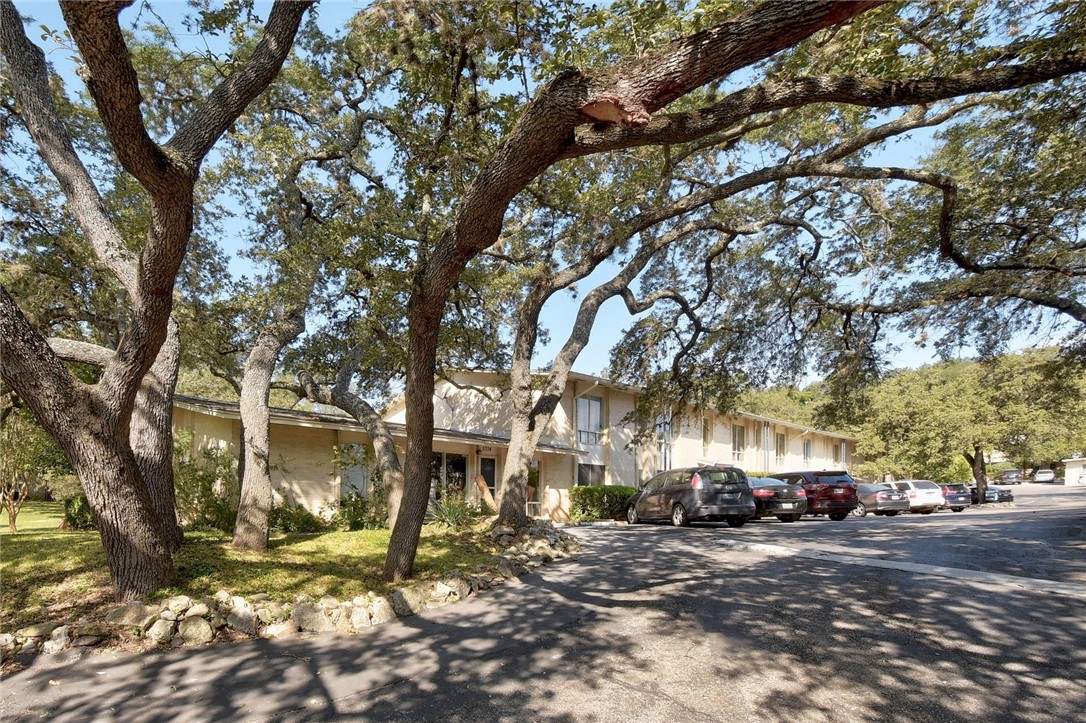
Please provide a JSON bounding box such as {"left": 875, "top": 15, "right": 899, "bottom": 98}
{"left": 768, "top": 470, "right": 858, "bottom": 521}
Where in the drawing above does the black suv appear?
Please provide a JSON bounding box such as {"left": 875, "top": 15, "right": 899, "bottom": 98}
{"left": 627, "top": 466, "right": 755, "bottom": 528}
{"left": 768, "top": 470, "right": 858, "bottom": 521}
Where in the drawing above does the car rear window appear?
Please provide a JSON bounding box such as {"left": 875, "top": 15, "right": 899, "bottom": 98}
{"left": 704, "top": 470, "right": 745, "bottom": 484}
{"left": 944, "top": 484, "right": 968, "bottom": 492}
{"left": 812, "top": 473, "right": 854, "bottom": 484}
{"left": 915, "top": 480, "right": 940, "bottom": 490}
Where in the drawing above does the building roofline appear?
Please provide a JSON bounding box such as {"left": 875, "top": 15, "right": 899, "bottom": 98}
{"left": 173, "top": 394, "right": 581, "bottom": 455}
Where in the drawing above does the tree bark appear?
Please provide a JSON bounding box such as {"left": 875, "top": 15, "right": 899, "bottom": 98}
{"left": 232, "top": 331, "right": 288, "bottom": 549}
{"left": 130, "top": 320, "right": 183, "bottom": 552}
{"left": 964, "top": 445, "right": 988, "bottom": 504}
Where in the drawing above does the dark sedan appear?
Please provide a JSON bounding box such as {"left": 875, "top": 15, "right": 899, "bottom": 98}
{"left": 940, "top": 483, "right": 973, "bottom": 512}
{"left": 852, "top": 483, "right": 909, "bottom": 517}
{"left": 748, "top": 477, "right": 808, "bottom": 522}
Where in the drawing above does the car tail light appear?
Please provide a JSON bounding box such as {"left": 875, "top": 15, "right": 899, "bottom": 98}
{"left": 908, "top": 491, "right": 917, "bottom": 498}
{"left": 795, "top": 488, "right": 807, "bottom": 497}
{"left": 753, "top": 489, "right": 775, "bottom": 498}
{"left": 691, "top": 473, "right": 702, "bottom": 490}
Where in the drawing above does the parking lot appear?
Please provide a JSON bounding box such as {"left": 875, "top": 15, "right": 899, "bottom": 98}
{"left": 5, "top": 484, "right": 1085, "bottom": 722}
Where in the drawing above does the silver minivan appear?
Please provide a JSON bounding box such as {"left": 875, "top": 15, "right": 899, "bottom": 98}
{"left": 626, "top": 466, "right": 755, "bottom": 528}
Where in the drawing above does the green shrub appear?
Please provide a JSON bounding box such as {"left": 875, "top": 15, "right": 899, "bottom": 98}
{"left": 61, "top": 494, "right": 96, "bottom": 530}
{"left": 173, "top": 431, "right": 239, "bottom": 533}
{"left": 269, "top": 502, "right": 327, "bottom": 533}
{"left": 428, "top": 492, "right": 480, "bottom": 529}
{"left": 569, "top": 485, "right": 639, "bottom": 521}
{"left": 333, "top": 489, "right": 388, "bottom": 531}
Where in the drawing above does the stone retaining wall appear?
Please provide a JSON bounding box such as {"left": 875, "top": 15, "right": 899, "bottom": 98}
{"left": 1, "top": 521, "right": 580, "bottom": 668}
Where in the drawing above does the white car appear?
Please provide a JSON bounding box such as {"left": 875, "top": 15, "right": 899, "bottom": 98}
{"left": 887, "top": 479, "right": 945, "bottom": 514}
{"left": 1033, "top": 469, "right": 1056, "bottom": 483}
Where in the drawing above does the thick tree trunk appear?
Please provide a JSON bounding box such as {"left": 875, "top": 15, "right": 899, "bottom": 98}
{"left": 73, "top": 426, "right": 175, "bottom": 600}
{"left": 232, "top": 334, "right": 282, "bottom": 549}
{"left": 964, "top": 446, "right": 987, "bottom": 504}
{"left": 130, "top": 320, "right": 182, "bottom": 552}
{"left": 383, "top": 314, "right": 440, "bottom": 582}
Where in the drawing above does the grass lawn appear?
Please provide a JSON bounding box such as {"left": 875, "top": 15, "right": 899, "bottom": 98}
{"left": 1, "top": 502, "right": 499, "bottom": 632}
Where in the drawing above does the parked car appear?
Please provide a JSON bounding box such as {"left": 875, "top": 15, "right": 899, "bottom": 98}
{"left": 939, "top": 483, "right": 973, "bottom": 512}
{"left": 998, "top": 470, "right": 1024, "bottom": 485}
{"left": 768, "top": 470, "right": 858, "bottom": 521}
{"left": 748, "top": 477, "right": 808, "bottom": 522}
{"left": 626, "top": 466, "right": 755, "bottom": 528}
{"left": 887, "top": 479, "right": 944, "bottom": 514}
{"left": 969, "top": 484, "right": 1014, "bottom": 503}
{"left": 852, "top": 483, "right": 909, "bottom": 517}
{"left": 1033, "top": 469, "right": 1056, "bottom": 483}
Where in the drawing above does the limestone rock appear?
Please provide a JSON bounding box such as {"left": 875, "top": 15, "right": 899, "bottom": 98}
{"left": 261, "top": 621, "right": 298, "bottom": 639}
{"left": 496, "top": 558, "right": 517, "bottom": 579}
{"left": 15, "top": 622, "right": 61, "bottom": 639}
{"left": 369, "top": 597, "right": 396, "bottom": 625}
{"left": 186, "top": 603, "right": 210, "bottom": 618}
{"left": 0, "top": 633, "right": 15, "bottom": 656}
{"left": 391, "top": 586, "right": 427, "bottom": 617}
{"left": 490, "top": 525, "right": 516, "bottom": 538}
{"left": 319, "top": 596, "right": 340, "bottom": 609}
{"left": 42, "top": 626, "right": 70, "bottom": 655}
{"left": 227, "top": 608, "right": 258, "bottom": 636}
{"left": 104, "top": 603, "right": 158, "bottom": 631}
{"left": 350, "top": 605, "right": 372, "bottom": 630}
{"left": 162, "top": 595, "right": 192, "bottom": 615}
{"left": 292, "top": 602, "right": 335, "bottom": 633}
{"left": 213, "top": 590, "right": 231, "bottom": 604}
{"left": 159, "top": 610, "right": 178, "bottom": 622}
{"left": 178, "top": 616, "right": 215, "bottom": 645}
{"left": 147, "top": 619, "right": 177, "bottom": 645}
{"left": 70, "top": 636, "right": 102, "bottom": 648}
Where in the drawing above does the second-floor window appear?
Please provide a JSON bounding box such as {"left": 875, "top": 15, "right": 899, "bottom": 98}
{"left": 577, "top": 395, "right": 603, "bottom": 444}
{"left": 731, "top": 424, "right": 745, "bottom": 461}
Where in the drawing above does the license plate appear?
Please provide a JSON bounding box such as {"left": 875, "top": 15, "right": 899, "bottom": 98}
{"left": 780, "top": 502, "right": 795, "bottom": 508}
{"left": 834, "top": 488, "right": 844, "bottom": 494}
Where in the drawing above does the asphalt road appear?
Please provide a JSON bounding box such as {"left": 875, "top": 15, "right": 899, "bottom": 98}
{"left": 3, "top": 484, "right": 1085, "bottom": 722}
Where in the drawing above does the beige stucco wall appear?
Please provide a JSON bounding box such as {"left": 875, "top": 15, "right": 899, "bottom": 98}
{"left": 268, "top": 424, "right": 339, "bottom": 514}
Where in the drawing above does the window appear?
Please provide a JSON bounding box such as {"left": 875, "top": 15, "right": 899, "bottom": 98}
{"left": 430, "top": 452, "right": 467, "bottom": 500}
{"left": 577, "top": 395, "right": 603, "bottom": 444}
{"left": 577, "top": 463, "right": 605, "bottom": 486}
{"left": 775, "top": 433, "right": 786, "bottom": 464}
{"left": 731, "top": 424, "right": 745, "bottom": 461}
{"left": 656, "top": 414, "right": 673, "bottom": 471}
{"left": 339, "top": 444, "right": 371, "bottom": 498}
{"left": 702, "top": 417, "right": 712, "bottom": 449}
{"left": 803, "top": 439, "right": 812, "bottom": 463}
{"left": 832, "top": 442, "right": 841, "bottom": 464}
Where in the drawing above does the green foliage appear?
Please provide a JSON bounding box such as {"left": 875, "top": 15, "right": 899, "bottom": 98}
{"left": 268, "top": 503, "right": 328, "bottom": 533}
{"left": 333, "top": 491, "right": 389, "bottom": 531}
{"left": 428, "top": 493, "right": 482, "bottom": 529}
{"left": 62, "top": 495, "right": 96, "bottom": 531}
{"left": 569, "top": 485, "right": 639, "bottom": 522}
{"left": 173, "top": 430, "right": 240, "bottom": 533}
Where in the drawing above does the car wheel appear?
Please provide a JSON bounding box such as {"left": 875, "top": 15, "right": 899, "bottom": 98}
{"left": 671, "top": 504, "right": 689, "bottom": 527}
{"left": 828, "top": 511, "right": 849, "bottom": 521}
{"left": 725, "top": 515, "right": 747, "bottom": 528}
{"left": 920, "top": 508, "right": 934, "bottom": 514}
{"left": 851, "top": 502, "right": 867, "bottom": 518}
{"left": 884, "top": 511, "right": 899, "bottom": 517}
{"left": 776, "top": 514, "right": 800, "bottom": 523}
{"left": 952, "top": 507, "right": 965, "bottom": 512}
{"left": 626, "top": 504, "right": 640, "bottom": 524}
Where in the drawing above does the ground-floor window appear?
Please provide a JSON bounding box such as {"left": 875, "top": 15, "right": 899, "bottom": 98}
{"left": 431, "top": 452, "right": 467, "bottom": 499}
{"left": 338, "top": 444, "right": 371, "bottom": 497}
{"left": 577, "top": 463, "right": 605, "bottom": 486}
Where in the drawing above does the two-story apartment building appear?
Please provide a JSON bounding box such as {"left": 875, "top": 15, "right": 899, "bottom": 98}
{"left": 174, "top": 371, "right": 854, "bottom": 521}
